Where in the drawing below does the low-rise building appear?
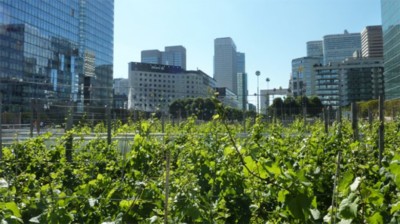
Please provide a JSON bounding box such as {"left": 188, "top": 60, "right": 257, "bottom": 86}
{"left": 127, "top": 62, "right": 217, "bottom": 112}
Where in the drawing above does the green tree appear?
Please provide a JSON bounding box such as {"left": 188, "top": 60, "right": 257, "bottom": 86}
{"left": 283, "top": 96, "right": 299, "bottom": 117}
{"left": 269, "top": 97, "right": 284, "bottom": 117}
{"left": 308, "top": 96, "right": 324, "bottom": 117}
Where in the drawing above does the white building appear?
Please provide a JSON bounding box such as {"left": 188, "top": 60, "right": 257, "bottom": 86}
{"left": 128, "top": 62, "right": 216, "bottom": 112}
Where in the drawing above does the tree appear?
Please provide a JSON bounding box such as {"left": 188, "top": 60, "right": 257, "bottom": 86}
{"left": 308, "top": 96, "right": 324, "bottom": 117}
{"left": 169, "top": 99, "right": 185, "bottom": 119}
{"left": 269, "top": 97, "right": 284, "bottom": 117}
{"left": 283, "top": 96, "right": 299, "bottom": 117}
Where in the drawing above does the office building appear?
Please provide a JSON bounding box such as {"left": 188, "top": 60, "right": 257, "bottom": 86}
{"left": 381, "top": 1, "right": 400, "bottom": 99}
{"left": 0, "top": 0, "right": 114, "bottom": 115}
{"left": 163, "top": 46, "right": 186, "bottom": 69}
{"left": 215, "top": 87, "right": 239, "bottom": 109}
{"left": 237, "top": 72, "right": 248, "bottom": 110}
{"left": 113, "top": 78, "right": 129, "bottom": 110}
{"left": 236, "top": 52, "right": 247, "bottom": 110}
{"left": 127, "top": 62, "right": 216, "bottom": 112}
{"left": 315, "top": 57, "right": 384, "bottom": 107}
{"left": 141, "top": 46, "right": 186, "bottom": 69}
{"left": 290, "top": 57, "right": 322, "bottom": 97}
{"left": 237, "top": 52, "right": 245, "bottom": 73}
{"left": 361, "top": 25, "right": 383, "bottom": 58}
{"left": 307, "top": 40, "right": 323, "bottom": 58}
{"left": 141, "top": 50, "right": 162, "bottom": 64}
{"left": 113, "top": 78, "right": 129, "bottom": 96}
{"left": 214, "top": 37, "right": 238, "bottom": 94}
{"left": 340, "top": 57, "right": 384, "bottom": 105}
{"left": 323, "top": 30, "right": 361, "bottom": 65}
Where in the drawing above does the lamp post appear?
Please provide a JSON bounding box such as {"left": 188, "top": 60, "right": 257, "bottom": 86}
{"left": 256, "top": 71, "right": 260, "bottom": 113}
{"left": 266, "top": 77, "right": 270, "bottom": 110}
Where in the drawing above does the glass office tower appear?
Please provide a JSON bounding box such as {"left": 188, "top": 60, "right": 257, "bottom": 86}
{"left": 214, "top": 37, "right": 238, "bottom": 94}
{"left": 0, "top": 0, "right": 113, "bottom": 116}
{"left": 381, "top": 0, "right": 400, "bottom": 99}
{"left": 322, "top": 30, "right": 361, "bottom": 65}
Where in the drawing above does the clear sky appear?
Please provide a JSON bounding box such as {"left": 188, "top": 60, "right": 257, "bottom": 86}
{"left": 114, "top": 0, "right": 382, "bottom": 104}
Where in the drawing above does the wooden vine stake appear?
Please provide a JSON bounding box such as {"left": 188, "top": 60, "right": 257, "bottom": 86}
{"left": 323, "top": 107, "right": 328, "bottom": 134}
{"left": 65, "top": 101, "right": 73, "bottom": 162}
{"left": 0, "top": 93, "right": 2, "bottom": 160}
{"left": 368, "top": 109, "right": 373, "bottom": 127}
{"left": 331, "top": 151, "right": 342, "bottom": 224}
{"left": 378, "top": 95, "right": 384, "bottom": 167}
{"left": 164, "top": 144, "right": 170, "bottom": 223}
{"left": 106, "top": 104, "right": 111, "bottom": 146}
{"left": 351, "top": 102, "right": 358, "bottom": 141}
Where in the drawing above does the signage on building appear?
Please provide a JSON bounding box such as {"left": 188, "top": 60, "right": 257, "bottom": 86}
{"left": 130, "top": 62, "right": 183, "bottom": 73}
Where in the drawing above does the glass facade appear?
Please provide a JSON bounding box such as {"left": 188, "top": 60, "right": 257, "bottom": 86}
{"left": 315, "top": 65, "right": 340, "bottom": 108}
{"left": 214, "top": 37, "right": 238, "bottom": 94}
{"left": 236, "top": 52, "right": 245, "bottom": 74}
{"left": 236, "top": 52, "right": 247, "bottom": 110}
{"left": 381, "top": 0, "right": 400, "bottom": 99}
{"left": 141, "top": 50, "right": 162, "bottom": 64}
{"left": 306, "top": 40, "right": 323, "bottom": 58}
{"left": 0, "top": 0, "right": 113, "bottom": 116}
{"left": 323, "top": 31, "right": 361, "bottom": 65}
{"left": 163, "top": 46, "right": 186, "bottom": 69}
{"left": 141, "top": 46, "right": 187, "bottom": 69}
{"left": 315, "top": 57, "right": 384, "bottom": 107}
{"left": 237, "top": 72, "right": 247, "bottom": 110}
{"left": 291, "top": 57, "right": 322, "bottom": 97}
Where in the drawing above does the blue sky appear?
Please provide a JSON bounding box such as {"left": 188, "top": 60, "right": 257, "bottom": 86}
{"left": 114, "top": 0, "right": 381, "bottom": 103}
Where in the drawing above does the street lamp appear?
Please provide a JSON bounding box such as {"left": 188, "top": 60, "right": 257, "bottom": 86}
{"left": 266, "top": 77, "right": 270, "bottom": 108}
{"left": 256, "top": 71, "right": 260, "bottom": 113}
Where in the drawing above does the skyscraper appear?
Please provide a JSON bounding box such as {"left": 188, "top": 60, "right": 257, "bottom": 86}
{"left": 141, "top": 50, "right": 162, "bottom": 64}
{"left": 236, "top": 52, "right": 245, "bottom": 73}
{"left": 236, "top": 52, "right": 247, "bottom": 110}
{"left": 163, "top": 46, "right": 186, "bottom": 69}
{"left": 214, "top": 37, "right": 237, "bottom": 94}
{"left": 361, "top": 25, "right": 383, "bottom": 58}
{"left": 381, "top": 0, "right": 400, "bottom": 99}
{"left": 141, "top": 46, "right": 186, "bottom": 69}
{"left": 0, "top": 0, "right": 114, "bottom": 115}
{"left": 307, "top": 40, "right": 323, "bottom": 58}
{"left": 237, "top": 73, "right": 248, "bottom": 110}
{"left": 323, "top": 30, "right": 361, "bottom": 65}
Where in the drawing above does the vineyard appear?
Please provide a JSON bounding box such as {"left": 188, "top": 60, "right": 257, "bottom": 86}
{"left": 1, "top": 106, "right": 400, "bottom": 223}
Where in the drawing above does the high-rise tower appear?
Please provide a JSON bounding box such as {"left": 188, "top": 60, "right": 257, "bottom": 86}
{"left": 381, "top": 0, "right": 400, "bottom": 99}
{"left": 163, "top": 46, "right": 186, "bottom": 69}
{"left": 0, "top": 0, "right": 114, "bottom": 114}
{"left": 307, "top": 40, "right": 323, "bottom": 58}
{"left": 361, "top": 25, "right": 383, "bottom": 58}
{"left": 236, "top": 52, "right": 247, "bottom": 110}
{"left": 141, "top": 46, "right": 186, "bottom": 69}
{"left": 214, "top": 37, "right": 237, "bottom": 94}
{"left": 323, "top": 30, "right": 361, "bottom": 65}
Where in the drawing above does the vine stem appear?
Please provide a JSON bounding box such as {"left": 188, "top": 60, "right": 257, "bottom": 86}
{"left": 220, "top": 116, "right": 291, "bottom": 193}
{"left": 331, "top": 151, "right": 342, "bottom": 224}
{"left": 164, "top": 141, "right": 170, "bottom": 223}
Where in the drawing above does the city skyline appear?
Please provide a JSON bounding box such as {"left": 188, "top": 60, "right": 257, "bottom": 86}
{"left": 114, "top": 0, "right": 381, "bottom": 104}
